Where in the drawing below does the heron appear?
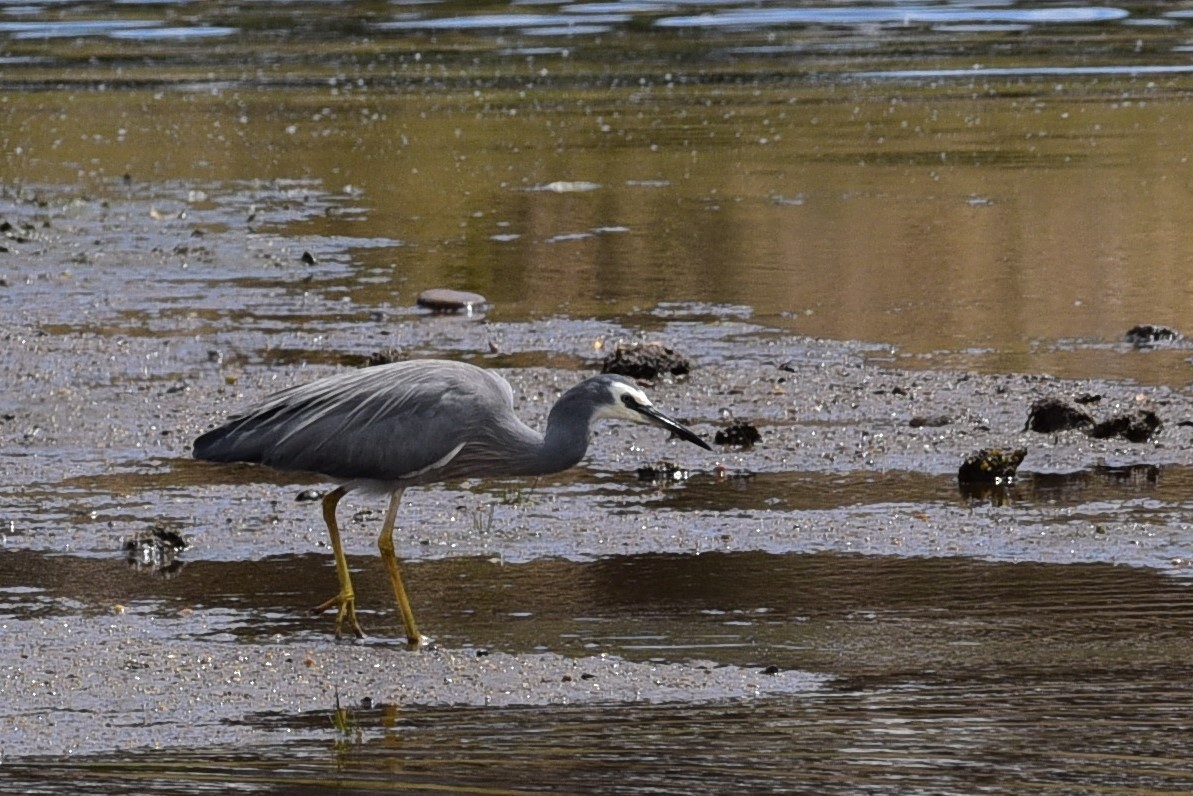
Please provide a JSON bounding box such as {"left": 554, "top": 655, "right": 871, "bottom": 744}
{"left": 192, "top": 359, "right": 711, "bottom": 645}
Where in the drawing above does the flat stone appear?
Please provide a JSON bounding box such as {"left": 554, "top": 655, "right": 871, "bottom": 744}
{"left": 416, "top": 288, "right": 487, "bottom": 313}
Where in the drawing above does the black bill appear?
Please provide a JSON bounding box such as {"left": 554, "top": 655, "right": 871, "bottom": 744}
{"left": 636, "top": 404, "right": 713, "bottom": 451}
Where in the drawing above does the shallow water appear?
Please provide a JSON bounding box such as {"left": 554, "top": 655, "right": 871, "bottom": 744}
{"left": 6, "top": 1, "right": 1193, "bottom": 380}
{"left": 3, "top": 549, "right": 1192, "bottom": 793}
{"left": 4, "top": 1, "right": 1193, "bottom": 793}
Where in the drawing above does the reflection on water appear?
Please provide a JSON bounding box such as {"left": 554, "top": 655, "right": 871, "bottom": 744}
{"left": 3, "top": 547, "right": 1191, "bottom": 672}
{"left": 0, "top": 2, "right": 1143, "bottom": 43}
{"left": 5, "top": 2, "right": 1193, "bottom": 381}
{"left": 2, "top": 549, "right": 1192, "bottom": 793}
{"left": 655, "top": 5, "right": 1130, "bottom": 28}
{"left": 11, "top": 678, "right": 1193, "bottom": 795}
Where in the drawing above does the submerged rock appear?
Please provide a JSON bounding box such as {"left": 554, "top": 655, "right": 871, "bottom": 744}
{"left": 123, "top": 526, "right": 189, "bottom": 577}
{"left": 601, "top": 342, "right": 691, "bottom": 380}
{"left": 1025, "top": 398, "right": 1094, "bottom": 433}
{"left": 1124, "top": 324, "right": 1183, "bottom": 348}
{"left": 957, "top": 448, "right": 1027, "bottom": 485}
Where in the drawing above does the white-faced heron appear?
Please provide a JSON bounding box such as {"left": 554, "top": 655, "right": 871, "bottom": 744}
{"left": 193, "top": 359, "right": 711, "bottom": 645}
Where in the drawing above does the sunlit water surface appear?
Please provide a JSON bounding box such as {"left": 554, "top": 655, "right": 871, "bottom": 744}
{"left": 6, "top": 0, "right": 1193, "bottom": 381}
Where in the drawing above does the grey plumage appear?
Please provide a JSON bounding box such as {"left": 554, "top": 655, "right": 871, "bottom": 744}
{"left": 197, "top": 361, "right": 531, "bottom": 486}
{"left": 193, "top": 359, "right": 710, "bottom": 644}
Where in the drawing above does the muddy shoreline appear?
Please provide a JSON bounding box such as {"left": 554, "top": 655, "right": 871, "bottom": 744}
{"left": 3, "top": 186, "right": 1193, "bottom": 771}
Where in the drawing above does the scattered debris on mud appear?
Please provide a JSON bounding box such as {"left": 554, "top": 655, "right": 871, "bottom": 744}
{"left": 1026, "top": 397, "right": 1161, "bottom": 443}
{"left": 714, "top": 419, "right": 762, "bottom": 448}
{"left": 1090, "top": 409, "right": 1162, "bottom": 443}
{"left": 601, "top": 341, "right": 692, "bottom": 380}
{"left": 1025, "top": 397, "right": 1094, "bottom": 433}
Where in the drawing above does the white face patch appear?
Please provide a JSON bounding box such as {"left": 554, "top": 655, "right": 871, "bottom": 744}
{"left": 599, "top": 381, "right": 655, "bottom": 424}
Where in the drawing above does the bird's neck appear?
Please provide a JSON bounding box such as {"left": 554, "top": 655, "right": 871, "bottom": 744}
{"left": 531, "top": 405, "right": 591, "bottom": 475}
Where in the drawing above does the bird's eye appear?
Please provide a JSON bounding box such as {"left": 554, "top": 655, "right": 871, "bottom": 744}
{"left": 621, "top": 394, "right": 641, "bottom": 410}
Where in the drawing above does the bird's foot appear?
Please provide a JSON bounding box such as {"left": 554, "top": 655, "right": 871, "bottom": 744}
{"left": 310, "top": 592, "right": 365, "bottom": 639}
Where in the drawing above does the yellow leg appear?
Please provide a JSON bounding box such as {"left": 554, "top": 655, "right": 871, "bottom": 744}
{"left": 377, "top": 488, "right": 423, "bottom": 647}
{"left": 310, "top": 486, "right": 365, "bottom": 639}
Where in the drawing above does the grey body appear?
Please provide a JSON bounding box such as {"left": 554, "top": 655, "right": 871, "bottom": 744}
{"left": 194, "top": 360, "right": 708, "bottom": 487}
{"left": 192, "top": 358, "right": 711, "bottom": 643}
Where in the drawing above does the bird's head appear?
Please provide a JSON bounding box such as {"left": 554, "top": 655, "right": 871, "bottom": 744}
{"left": 590, "top": 375, "right": 712, "bottom": 450}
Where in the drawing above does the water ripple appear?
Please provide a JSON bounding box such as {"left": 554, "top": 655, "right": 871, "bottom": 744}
{"left": 656, "top": 5, "right": 1131, "bottom": 29}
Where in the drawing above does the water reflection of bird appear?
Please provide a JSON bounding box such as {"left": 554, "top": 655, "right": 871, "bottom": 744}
{"left": 193, "top": 359, "right": 711, "bottom": 645}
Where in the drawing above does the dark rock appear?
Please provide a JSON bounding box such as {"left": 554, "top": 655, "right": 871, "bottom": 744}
{"left": 1089, "top": 410, "right": 1161, "bottom": 443}
{"left": 714, "top": 420, "right": 761, "bottom": 448}
{"left": 295, "top": 489, "right": 323, "bottom": 502}
{"left": 1025, "top": 398, "right": 1094, "bottom": 433}
{"left": 1124, "top": 324, "right": 1183, "bottom": 348}
{"left": 300, "top": 250, "right": 316, "bottom": 265}
{"left": 909, "top": 415, "right": 951, "bottom": 428}
{"left": 1074, "top": 393, "right": 1102, "bottom": 405}
{"left": 601, "top": 342, "right": 691, "bottom": 380}
{"left": 416, "top": 288, "right": 487, "bottom": 313}
{"left": 958, "top": 448, "right": 1027, "bottom": 485}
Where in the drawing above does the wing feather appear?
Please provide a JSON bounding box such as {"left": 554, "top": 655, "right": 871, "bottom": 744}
{"left": 193, "top": 360, "right": 517, "bottom": 483}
